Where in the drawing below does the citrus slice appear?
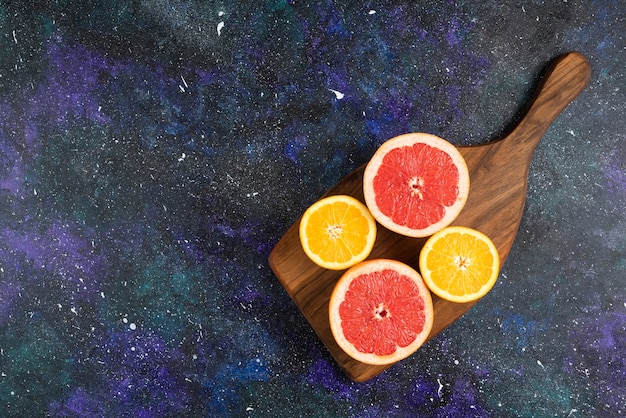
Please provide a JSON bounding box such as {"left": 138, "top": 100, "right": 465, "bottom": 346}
{"left": 419, "top": 226, "right": 500, "bottom": 303}
{"left": 299, "top": 195, "right": 377, "bottom": 270}
{"left": 329, "top": 259, "right": 434, "bottom": 365}
{"left": 363, "top": 133, "right": 470, "bottom": 237}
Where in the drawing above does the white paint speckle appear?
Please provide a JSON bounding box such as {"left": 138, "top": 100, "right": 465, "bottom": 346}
{"left": 122, "top": 317, "right": 128, "bottom": 324}
{"left": 179, "top": 75, "right": 189, "bottom": 93}
{"left": 217, "top": 21, "right": 225, "bottom": 36}
{"left": 329, "top": 89, "right": 344, "bottom": 100}
{"left": 437, "top": 378, "right": 444, "bottom": 397}
{"left": 368, "top": 10, "right": 376, "bottom": 15}
{"left": 129, "top": 323, "right": 137, "bottom": 330}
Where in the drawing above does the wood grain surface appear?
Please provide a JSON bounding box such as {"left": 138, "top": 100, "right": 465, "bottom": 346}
{"left": 269, "top": 52, "right": 591, "bottom": 382}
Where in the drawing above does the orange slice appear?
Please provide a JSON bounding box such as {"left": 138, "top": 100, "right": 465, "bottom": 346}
{"left": 329, "top": 259, "right": 434, "bottom": 365}
{"left": 299, "top": 195, "right": 377, "bottom": 270}
{"left": 363, "top": 133, "right": 470, "bottom": 238}
{"left": 419, "top": 226, "right": 500, "bottom": 303}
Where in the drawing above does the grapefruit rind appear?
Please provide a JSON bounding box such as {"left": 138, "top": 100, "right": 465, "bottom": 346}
{"left": 329, "top": 259, "right": 434, "bottom": 365}
{"left": 419, "top": 226, "right": 500, "bottom": 303}
{"left": 299, "top": 195, "right": 377, "bottom": 271}
{"left": 363, "top": 133, "right": 470, "bottom": 238}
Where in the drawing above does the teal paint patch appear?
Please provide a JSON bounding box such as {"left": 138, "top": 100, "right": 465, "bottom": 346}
{"left": 0, "top": 319, "right": 72, "bottom": 413}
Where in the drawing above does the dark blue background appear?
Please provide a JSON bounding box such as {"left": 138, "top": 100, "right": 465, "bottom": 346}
{"left": 0, "top": 1, "right": 623, "bottom": 416}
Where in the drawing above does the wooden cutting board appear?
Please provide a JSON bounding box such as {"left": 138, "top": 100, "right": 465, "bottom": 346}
{"left": 269, "top": 52, "right": 591, "bottom": 382}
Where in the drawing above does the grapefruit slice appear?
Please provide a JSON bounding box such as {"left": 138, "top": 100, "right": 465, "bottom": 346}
{"left": 419, "top": 226, "right": 500, "bottom": 303}
{"left": 363, "top": 133, "right": 470, "bottom": 237}
{"left": 329, "top": 259, "right": 434, "bottom": 365}
{"left": 299, "top": 195, "right": 377, "bottom": 270}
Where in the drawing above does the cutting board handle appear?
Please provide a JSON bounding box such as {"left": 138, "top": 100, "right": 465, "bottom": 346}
{"left": 505, "top": 52, "right": 591, "bottom": 153}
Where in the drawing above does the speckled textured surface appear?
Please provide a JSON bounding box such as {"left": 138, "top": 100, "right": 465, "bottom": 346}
{"left": 0, "top": 1, "right": 624, "bottom": 416}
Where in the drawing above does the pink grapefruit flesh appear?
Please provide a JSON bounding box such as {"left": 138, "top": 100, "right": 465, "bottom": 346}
{"left": 363, "top": 133, "right": 470, "bottom": 237}
{"left": 329, "top": 259, "right": 434, "bottom": 365}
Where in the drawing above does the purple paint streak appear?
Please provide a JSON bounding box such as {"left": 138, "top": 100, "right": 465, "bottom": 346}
{"left": 1, "top": 221, "right": 105, "bottom": 303}
{"left": 38, "top": 38, "right": 112, "bottom": 126}
{"left": 49, "top": 329, "right": 192, "bottom": 416}
{"left": 49, "top": 388, "right": 105, "bottom": 417}
{"left": 305, "top": 357, "right": 358, "bottom": 401}
{"left": 567, "top": 308, "right": 626, "bottom": 411}
{"left": 604, "top": 147, "right": 626, "bottom": 195}
{"left": 283, "top": 135, "right": 308, "bottom": 165}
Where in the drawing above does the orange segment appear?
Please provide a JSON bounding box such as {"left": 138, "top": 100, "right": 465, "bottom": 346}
{"left": 419, "top": 226, "right": 499, "bottom": 303}
{"left": 299, "top": 195, "right": 377, "bottom": 270}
